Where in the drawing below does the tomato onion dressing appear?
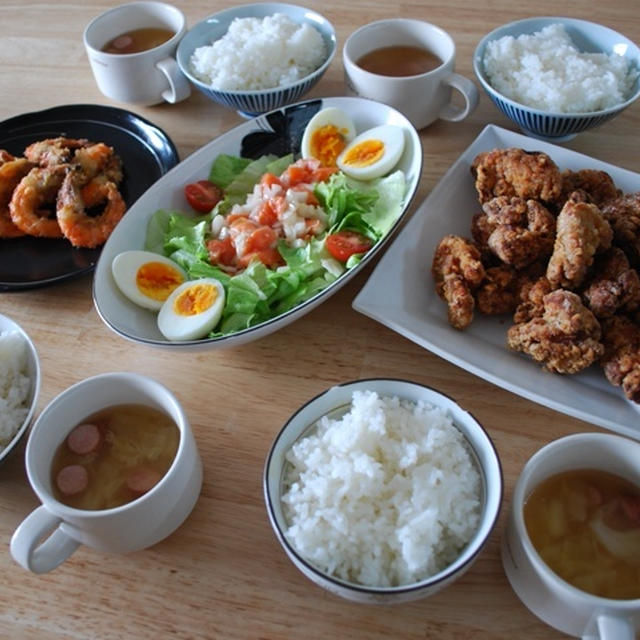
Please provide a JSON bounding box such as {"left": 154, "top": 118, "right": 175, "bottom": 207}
{"left": 206, "top": 158, "right": 339, "bottom": 272}
{"left": 50, "top": 404, "right": 179, "bottom": 510}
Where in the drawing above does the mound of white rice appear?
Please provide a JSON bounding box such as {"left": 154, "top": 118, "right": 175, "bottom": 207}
{"left": 483, "top": 23, "right": 639, "bottom": 113}
{"left": 190, "top": 13, "right": 327, "bottom": 91}
{"left": 0, "top": 331, "right": 31, "bottom": 450}
{"left": 281, "top": 390, "right": 482, "bottom": 587}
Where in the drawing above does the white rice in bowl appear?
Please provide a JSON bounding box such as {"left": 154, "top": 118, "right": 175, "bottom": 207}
{"left": 190, "top": 13, "right": 327, "bottom": 91}
{"left": 281, "top": 390, "right": 482, "bottom": 588}
{"left": 0, "top": 331, "right": 31, "bottom": 450}
{"left": 483, "top": 23, "right": 639, "bottom": 113}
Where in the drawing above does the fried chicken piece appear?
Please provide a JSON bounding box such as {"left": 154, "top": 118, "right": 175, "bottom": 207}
{"left": 432, "top": 235, "right": 485, "bottom": 330}
{"left": 558, "top": 169, "right": 621, "bottom": 208}
{"left": 507, "top": 289, "right": 604, "bottom": 374}
{"left": 601, "top": 192, "right": 640, "bottom": 267}
{"left": 513, "top": 276, "right": 554, "bottom": 323}
{"left": 474, "top": 196, "right": 556, "bottom": 268}
{"left": 471, "top": 148, "right": 562, "bottom": 205}
{"left": 475, "top": 263, "right": 544, "bottom": 316}
{"left": 582, "top": 248, "right": 640, "bottom": 319}
{"left": 601, "top": 315, "right": 640, "bottom": 403}
{"left": 546, "top": 199, "right": 613, "bottom": 289}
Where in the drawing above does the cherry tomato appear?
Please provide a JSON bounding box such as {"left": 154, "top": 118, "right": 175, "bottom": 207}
{"left": 325, "top": 231, "right": 373, "bottom": 262}
{"left": 184, "top": 180, "right": 223, "bottom": 213}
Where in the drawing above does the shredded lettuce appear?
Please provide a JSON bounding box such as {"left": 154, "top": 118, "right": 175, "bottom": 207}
{"left": 146, "top": 154, "right": 407, "bottom": 338}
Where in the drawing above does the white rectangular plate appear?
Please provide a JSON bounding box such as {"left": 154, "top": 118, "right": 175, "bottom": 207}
{"left": 353, "top": 124, "right": 640, "bottom": 439}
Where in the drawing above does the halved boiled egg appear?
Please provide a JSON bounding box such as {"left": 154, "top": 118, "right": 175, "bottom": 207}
{"left": 112, "top": 250, "right": 187, "bottom": 311}
{"left": 157, "top": 278, "right": 225, "bottom": 341}
{"left": 300, "top": 107, "right": 356, "bottom": 167}
{"left": 336, "top": 124, "right": 405, "bottom": 180}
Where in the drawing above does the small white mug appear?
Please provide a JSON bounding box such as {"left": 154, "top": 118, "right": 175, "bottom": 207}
{"left": 502, "top": 433, "right": 640, "bottom": 639}
{"left": 83, "top": 1, "right": 191, "bottom": 106}
{"left": 343, "top": 19, "right": 479, "bottom": 130}
{"left": 10, "top": 372, "right": 202, "bottom": 574}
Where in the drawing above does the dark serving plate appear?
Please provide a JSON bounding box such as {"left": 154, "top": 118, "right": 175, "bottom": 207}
{"left": 0, "top": 104, "right": 179, "bottom": 291}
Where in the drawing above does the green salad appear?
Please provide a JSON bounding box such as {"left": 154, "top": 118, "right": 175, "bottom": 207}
{"left": 143, "top": 153, "right": 407, "bottom": 337}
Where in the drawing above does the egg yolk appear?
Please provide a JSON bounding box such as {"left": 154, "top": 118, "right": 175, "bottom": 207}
{"left": 136, "top": 262, "right": 185, "bottom": 302}
{"left": 341, "top": 139, "right": 385, "bottom": 168}
{"left": 173, "top": 282, "right": 218, "bottom": 316}
{"left": 310, "top": 124, "right": 349, "bottom": 166}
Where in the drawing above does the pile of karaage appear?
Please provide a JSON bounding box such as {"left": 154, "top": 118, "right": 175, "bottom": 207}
{"left": 431, "top": 147, "right": 640, "bottom": 403}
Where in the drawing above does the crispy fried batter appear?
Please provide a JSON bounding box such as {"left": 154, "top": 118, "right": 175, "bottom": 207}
{"left": 474, "top": 196, "right": 556, "bottom": 268}
{"left": 558, "top": 169, "right": 621, "bottom": 208}
{"left": 582, "top": 248, "right": 640, "bottom": 319}
{"left": 513, "top": 276, "right": 554, "bottom": 324}
{"left": 432, "top": 235, "right": 485, "bottom": 330}
{"left": 601, "top": 315, "right": 640, "bottom": 403}
{"left": 471, "top": 148, "right": 562, "bottom": 205}
{"left": 507, "top": 289, "right": 604, "bottom": 374}
{"left": 601, "top": 192, "right": 640, "bottom": 267}
{"left": 546, "top": 199, "right": 612, "bottom": 289}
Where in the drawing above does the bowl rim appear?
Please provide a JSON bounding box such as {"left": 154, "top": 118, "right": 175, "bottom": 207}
{"left": 0, "top": 313, "right": 41, "bottom": 464}
{"left": 473, "top": 16, "right": 640, "bottom": 118}
{"left": 263, "top": 377, "right": 503, "bottom": 595}
{"left": 177, "top": 2, "right": 337, "bottom": 96}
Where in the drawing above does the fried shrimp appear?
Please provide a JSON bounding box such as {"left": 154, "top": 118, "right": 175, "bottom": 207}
{"left": 56, "top": 169, "right": 125, "bottom": 248}
{"left": 0, "top": 158, "right": 35, "bottom": 238}
{"left": 73, "top": 142, "right": 123, "bottom": 184}
{"left": 9, "top": 166, "right": 66, "bottom": 238}
{"left": 0, "top": 150, "right": 15, "bottom": 165}
{"left": 23, "top": 137, "right": 90, "bottom": 167}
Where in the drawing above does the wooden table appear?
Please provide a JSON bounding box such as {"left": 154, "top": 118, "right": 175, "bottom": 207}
{"left": 1, "top": 1, "right": 639, "bottom": 638}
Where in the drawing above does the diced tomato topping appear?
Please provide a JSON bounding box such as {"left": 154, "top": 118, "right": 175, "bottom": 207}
{"left": 207, "top": 236, "right": 236, "bottom": 266}
{"left": 256, "top": 200, "right": 278, "bottom": 226}
{"left": 260, "top": 172, "right": 282, "bottom": 189}
{"left": 238, "top": 247, "right": 283, "bottom": 269}
{"left": 245, "top": 226, "right": 277, "bottom": 254}
{"left": 325, "top": 230, "right": 373, "bottom": 262}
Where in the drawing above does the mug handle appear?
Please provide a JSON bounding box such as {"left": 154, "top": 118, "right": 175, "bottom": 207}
{"left": 157, "top": 57, "right": 191, "bottom": 104}
{"left": 10, "top": 505, "right": 80, "bottom": 574}
{"left": 438, "top": 73, "right": 479, "bottom": 122}
{"left": 581, "top": 613, "right": 636, "bottom": 640}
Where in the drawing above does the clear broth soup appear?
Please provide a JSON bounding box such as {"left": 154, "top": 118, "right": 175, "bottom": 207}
{"left": 102, "top": 28, "right": 174, "bottom": 54}
{"left": 50, "top": 403, "right": 179, "bottom": 510}
{"left": 356, "top": 45, "right": 442, "bottom": 77}
{"left": 524, "top": 468, "right": 640, "bottom": 599}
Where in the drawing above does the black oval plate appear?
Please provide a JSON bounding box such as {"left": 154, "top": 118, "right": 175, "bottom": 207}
{"left": 0, "top": 104, "right": 179, "bottom": 291}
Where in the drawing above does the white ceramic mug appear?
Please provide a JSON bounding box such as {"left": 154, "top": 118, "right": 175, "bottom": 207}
{"left": 502, "top": 433, "right": 640, "bottom": 639}
{"left": 343, "top": 19, "right": 479, "bottom": 130}
{"left": 83, "top": 1, "right": 191, "bottom": 106}
{"left": 10, "top": 372, "right": 202, "bottom": 574}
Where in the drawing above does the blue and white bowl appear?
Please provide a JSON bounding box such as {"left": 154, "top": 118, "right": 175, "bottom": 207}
{"left": 474, "top": 17, "right": 640, "bottom": 141}
{"left": 177, "top": 3, "right": 336, "bottom": 117}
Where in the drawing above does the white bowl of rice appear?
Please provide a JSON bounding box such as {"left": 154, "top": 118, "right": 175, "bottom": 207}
{"left": 474, "top": 17, "right": 640, "bottom": 141}
{"left": 177, "top": 3, "right": 336, "bottom": 117}
{"left": 263, "top": 378, "right": 502, "bottom": 603}
{"left": 0, "top": 314, "right": 40, "bottom": 466}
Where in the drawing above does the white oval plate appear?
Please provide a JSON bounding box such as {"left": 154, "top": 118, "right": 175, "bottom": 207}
{"left": 93, "top": 96, "right": 422, "bottom": 350}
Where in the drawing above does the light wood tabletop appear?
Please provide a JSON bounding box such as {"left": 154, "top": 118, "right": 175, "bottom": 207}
{"left": 1, "top": 1, "right": 639, "bottom": 638}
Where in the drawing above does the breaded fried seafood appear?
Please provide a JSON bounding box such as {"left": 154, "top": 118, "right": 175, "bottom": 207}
{"left": 471, "top": 148, "right": 562, "bottom": 205}
{"left": 507, "top": 290, "right": 604, "bottom": 374}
